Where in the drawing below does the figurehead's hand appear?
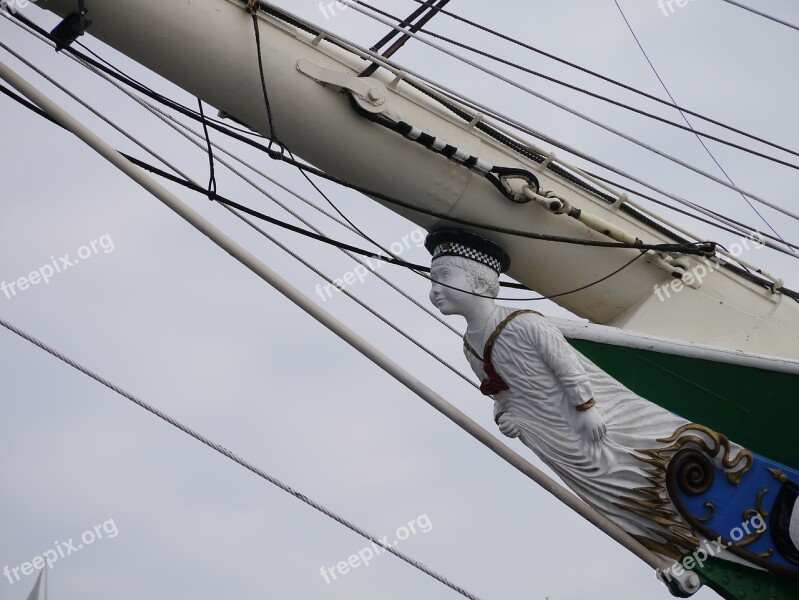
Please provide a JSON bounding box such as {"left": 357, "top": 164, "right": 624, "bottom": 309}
{"left": 497, "top": 413, "right": 522, "bottom": 439}
{"left": 576, "top": 405, "right": 607, "bottom": 443}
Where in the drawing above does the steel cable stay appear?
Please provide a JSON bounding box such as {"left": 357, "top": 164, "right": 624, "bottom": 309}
{"left": 397, "top": 0, "right": 799, "bottom": 159}
{"left": 3, "top": 9, "right": 793, "bottom": 258}
{"left": 340, "top": 0, "right": 799, "bottom": 224}
{"left": 231, "top": 2, "right": 799, "bottom": 264}
{"left": 2, "top": 8, "right": 796, "bottom": 303}
{"left": 0, "top": 13, "right": 464, "bottom": 335}
{"left": 360, "top": 0, "right": 452, "bottom": 77}
{"left": 718, "top": 0, "right": 799, "bottom": 32}
{"left": 0, "top": 315, "right": 485, "bottom": 600}
{"left": 0, "top": 61, "right": 685, "bottom": 594}
{"left": 0, "top": 40, "right": 478, "bottom": 385}
{"left": 612, "top": 0, "right": 796, "bottom": 256}
{"left": 0, "top": 73, "right": 723, "bottom": 307}
{"left": 352, "top": 0, "right": 799, "bottom": 172}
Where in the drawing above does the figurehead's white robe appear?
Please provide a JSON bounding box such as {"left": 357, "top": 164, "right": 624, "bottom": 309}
{"left": 463, "top": 305, "right": 748, "bottom": 557}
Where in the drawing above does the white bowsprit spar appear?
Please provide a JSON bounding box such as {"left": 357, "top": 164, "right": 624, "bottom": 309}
{"left": 22, "top": 0, "right": 799, "bottom": 360}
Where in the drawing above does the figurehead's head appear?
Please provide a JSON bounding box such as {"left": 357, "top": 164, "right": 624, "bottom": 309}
{"left": 425, "top": 228, "right": 510, "bottom": 315}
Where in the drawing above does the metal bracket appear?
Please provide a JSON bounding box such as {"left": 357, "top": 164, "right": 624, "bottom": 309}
{"left": 50, "top": 0, "right": 92, "bottom": 51}
{"left": 296, "top": 58, "right": 388, "bottom": 114}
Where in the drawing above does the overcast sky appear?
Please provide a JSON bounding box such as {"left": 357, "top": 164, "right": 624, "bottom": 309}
{"left": 1, "top": 1, "right": 798, "bottom": 599}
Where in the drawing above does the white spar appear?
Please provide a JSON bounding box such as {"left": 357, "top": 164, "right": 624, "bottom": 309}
{"left": 31, "top": 0, "right": 799, "bottom": 359}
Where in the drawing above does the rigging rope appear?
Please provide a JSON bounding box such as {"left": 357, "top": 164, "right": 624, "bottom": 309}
{"left": 341, "top": 0, "right": 799, "bottom": 223}
{"left": 245, "top": 2, "right": 799, "bottom": 260}
{"left": 612, "top": 0, "right": 795, "bottom": 256}
{"left": 719, "top": 0, "right": 799, "bottom": 32}
{"left": 0, "top": 40, "right": 477, "bottom": 384}
{"left": 197, "top": 98, "right": 218, "bottom": 200}
{"left": 397, "top": 0, "right": 799, "bottom": 159}
{"left": 415, "top": 81, "right": 799, "bottom": 260}
{"left": 249, "top": 8, "right": 280, "bottom": 150}
{"left": 3, "top": 8, "right": 782, "bottom": 253}
{"left": 354, "top": 0, "right": 799, "bottom": 171}
{"left": 3, "top": 9, "right": 795, "bottom": 301}
{"left": 0, "top": 69, "right": 708, "bottom": 305}
{"left": 0, "top": 315, "right": 485, "bottom": 600}
{"left": 0, "top": 54, "right": 480, "bottom": 382}
{"left": 361, "top": 0, "right": 451, "bottom": 77}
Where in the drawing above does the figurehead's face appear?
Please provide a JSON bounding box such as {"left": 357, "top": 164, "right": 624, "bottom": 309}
{"left": 429, "top": 260, "right": 476, "bottom": 316}
{"left": 429, "top": 256, "right": 500, "bottom": 316}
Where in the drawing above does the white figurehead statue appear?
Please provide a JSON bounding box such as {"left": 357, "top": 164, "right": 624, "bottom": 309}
{"left": 424, "top": 228, "right": 767, "bottom": 571}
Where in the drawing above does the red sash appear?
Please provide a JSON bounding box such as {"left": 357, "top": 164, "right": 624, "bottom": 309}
{"left": 463, "top": 310, "right": 540, "bottom": 396}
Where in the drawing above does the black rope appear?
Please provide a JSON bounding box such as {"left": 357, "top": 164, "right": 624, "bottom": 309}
{"left": 197, "top": 98, "right": 217, "bottom": 200}
{"left": 9, "top": 9, "right": 796, "bottom": 301}
{"left": 613, "top": 0, "right": 792, "bottom": 249}
{"left": 583, "top": 170, "right": 799, "bottom": 254}
{"left": 393, "top": 0, "right": 799, "bottom": 161}
{"left": 360, "top": 0, "right": 451, "bottom": 77}
{"left": 250, "top": 10, "right": 280, "bottom": 151}
{"left": 5, "top": 79, "right": 797, "bottom": 304}
{"left": 351, "top": 0, "right": 799, "bottom": 171}
{"left": 121, "top": 151, "right": 656, "bottom": 301}
{"left": 719, "top": 0, "right": 799, "bottom": 32}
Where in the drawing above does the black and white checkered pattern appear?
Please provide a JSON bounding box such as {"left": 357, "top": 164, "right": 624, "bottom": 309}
{"left": 433, "top": 242, "right": 503, "bottom": 273}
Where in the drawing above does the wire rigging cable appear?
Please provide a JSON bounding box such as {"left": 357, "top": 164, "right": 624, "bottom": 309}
{"left": 247, "top": 6, "right": 428, "bottom": 281}
{"left": 718, "top": 0, "right": 799, "bottom": 32}
{"left": 236, "top": 2, "right": 799, "bottom": 264}
{"left": 4, "top": 8, "right": 794, "bottom": 300}
{"left": 5, "top": 7, "right": 788, "bottom": 251}
{"left": 360, "top": 0, "right": 451, "bottom": 77}
{"left": 0, "top": 315, "right": 485, "bottom": 600}
{"left": 0, "top": 46, "right": 476, "bottom": 384}
{"left": 612, "top": 0, "right": 795, "bottom": 256}
{"left": 341, "top": 0, "right": 799, "bottom": 222}
{"left": 0, "top": 25, "right": 669, "bottom": 304}
{"left": 197, "top": 98, "right": 218, "bottom": 200}
{"left": 8, "top": 73, "right": 794, "bottom": 303}
{"left": 354, "top": 0, "right": 799, "bottom": 171}
{"left": 397, "top": 0, "right": 799, "bottom": 159}
{"left": 131, "top": 94, "right": 466, "bottom": 337}
{"left": 416, "top": 78, "right": 799, "bottom": 260}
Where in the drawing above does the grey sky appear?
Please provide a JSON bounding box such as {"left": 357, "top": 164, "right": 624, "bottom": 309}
{"left": 1, "top": 1, "right": 798, "bottom": 599}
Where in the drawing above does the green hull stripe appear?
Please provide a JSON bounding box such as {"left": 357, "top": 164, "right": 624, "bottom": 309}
{"left": 567, "top": 339, "right": 799, "bottom": 470}
{"left": 692, "top": 555, "right": 798, "bottom": 600}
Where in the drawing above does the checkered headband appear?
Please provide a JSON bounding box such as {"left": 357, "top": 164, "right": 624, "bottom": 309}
{"left": 432, "top": 242, "right": 504, "bottom": 274}
{"left": 425, "top": 228, "right": 510, "bottom": 274}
